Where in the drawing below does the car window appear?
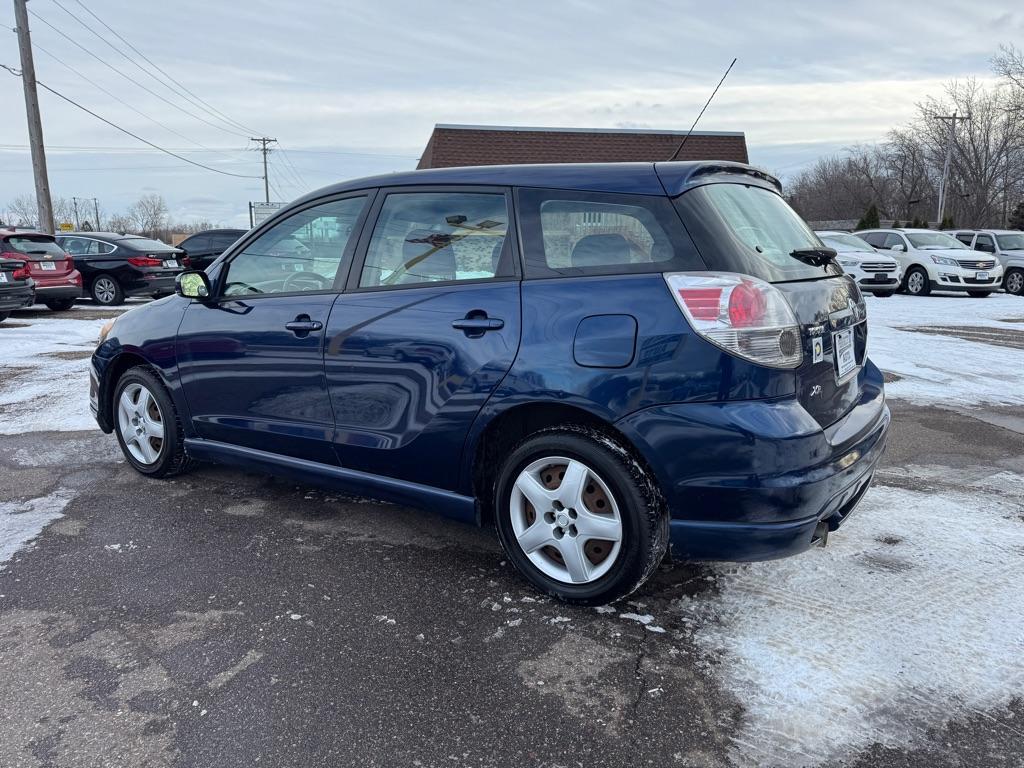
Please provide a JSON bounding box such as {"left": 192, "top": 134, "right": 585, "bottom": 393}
{"left": 974, "top": 234, "right": 994, "bottom": 251}
{"left": 94, "top": 240, "right": 116, "bottom": 255}
{"left": 955, "top": 233, "right": 975, "bottom": 246}
{"left": 521, "top": 189, "right": 702, "bottom": 278}
{"left": 859, "top": 232, "right": 885, "bottom": 248}
{"left": 819, "top": 232, "right": 875, "bottom": 252}
{"left": 905, "top": 232, "right": 968, "bottom": 250}
{"left": 59, "top": 236, "right": 91, "bottom": 255}
{"left": 882, "top": 233, "right": 906, "bottom": 250}
{"left": 996, "top": 233, "right": 1024, "bottom": 250}
{"left": 182, "top": 235, "right": 210, "bottom": 251}
{"left": 3, "top": 235, "right": 66, "bottom": 260}
{"left": 212, "top": 233, "right": 242, "bottom": 250}
{"left": 359, "top": 192, "right": 510, "bottom": 288}
{"left": 120, "top": 237, "right": 177, "bottom": 252}
{"left": 223, "top": 197, "right": 366, "bottom": 297}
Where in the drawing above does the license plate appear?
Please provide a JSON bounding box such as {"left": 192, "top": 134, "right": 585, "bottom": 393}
{"left": 976, "top": 271, "right": 989, "bottom": 280}
{"left": 834, "top": 328, "right": 856, "bottom": 379}
{"left": 0, "top": 272, "right": 7, "bottom": 283}
{"left": 163, "top": 259, "right": 178, "bottom": 268}
{"left": 875, "top": 273, "right": 889, "bottom": 281}
{"left": 40, "top": 261, "right": 57, "bottom": 270}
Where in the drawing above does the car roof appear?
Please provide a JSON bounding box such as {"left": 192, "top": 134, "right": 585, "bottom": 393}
{"left": 187, "top": 228, "right": 247, "bottom": 236}
{"left": 56, "top": 231, "right": 139, "bottom": 241}
{"left": 0, "top": 228, "right": 54, "bottom": 238}
{"left": 288, "top": 161, "right": 780, "bottom": 205}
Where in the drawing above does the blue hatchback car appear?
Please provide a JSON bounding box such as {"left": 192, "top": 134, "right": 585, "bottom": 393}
{"left": 91, "top": 161, "right": 890, "bottom": 604}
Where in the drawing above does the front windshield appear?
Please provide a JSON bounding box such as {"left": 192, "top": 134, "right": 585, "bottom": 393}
{"left": 820, "top": 233, "right": 875, "bottom": 252}
{"left": 996, "top": 233, "right": 1024, "bottom": 250}
{"left": 676, "top": 183, "right": 842, "bottom": 282}
{"left": 905, "top": 232, "right": 968, "bottom": 250}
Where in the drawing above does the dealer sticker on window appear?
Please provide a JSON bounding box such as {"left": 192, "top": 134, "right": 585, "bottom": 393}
{"left": 834, "top": 328, "right": 856, "bottom": 379}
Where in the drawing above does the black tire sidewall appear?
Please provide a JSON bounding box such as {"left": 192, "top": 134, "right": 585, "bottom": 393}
{"left": 906, "top": 267, "right": 929, "bottom": 295}
{"left": 1004, "top": 270, "right": 1023, "bottom": 296}
{"left": 494, "top": 430, "right": 665, "bottom": 605}
{"left": 112, "top": 367, "right": 183, "bottom": 477}
{"left": 44, "top": 299, "right": 76, "bottom": 311}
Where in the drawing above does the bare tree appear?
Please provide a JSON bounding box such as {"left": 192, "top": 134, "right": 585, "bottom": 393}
{"left": 127, "top": 194, "right": 169, "bottom": 236}
{"left": 107, "top": 213, "right": 134, "bottom": 234}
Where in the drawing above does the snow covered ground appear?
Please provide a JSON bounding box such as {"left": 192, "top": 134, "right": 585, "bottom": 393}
{"left": 865, "top": 293, "right": 1024, "bottom": 406}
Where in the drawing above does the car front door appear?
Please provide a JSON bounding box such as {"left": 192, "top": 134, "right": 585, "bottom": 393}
{"left": 323, "top": 187, "right": 521, "bottom": 491}
{"left": 175, "top": 194, "right": 371, "bottom": 464}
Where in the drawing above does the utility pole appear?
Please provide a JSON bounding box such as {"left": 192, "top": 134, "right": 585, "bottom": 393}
{"left": 935, "top": 112, "right": 969, "bottom": 226}
{"left": 250, "top": 137, "right": 277, "bottom": 203}
{"left": 92, "top": 197, "right": 100, "bottom": 229}
{"left": 71, "top": 196, "right": 81, "bottom": 229}
{"left": 13, "top": 0, "right": 54, "bottom": 234}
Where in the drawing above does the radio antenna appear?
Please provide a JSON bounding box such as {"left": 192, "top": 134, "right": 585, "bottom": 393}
{"left": 668, "top": 57, "right": 738, "bottom": 161}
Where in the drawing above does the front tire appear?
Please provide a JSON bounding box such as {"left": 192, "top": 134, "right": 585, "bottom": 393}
{"left": 494, "top": 427, "right": 668, "bottom": 605}
{"left": 870, "top": 291, "right": 895, "bottom": 298}
{"left": 112, "top": 366, "right": 192, "bottom": 477}
{"left": 90, "top": 275, "right": 124, "bottom": 306}
{"left": 1005, "top": 269, "right": 1024, "bottom": 296}
{"left": 967, "top": 291, "right": 992, "bottom": 298}
{"left": 0, "top": 311, "right": 9, "bottom": 323}
{"left": 904, "top": 267, "right": 930, "bottom": 296}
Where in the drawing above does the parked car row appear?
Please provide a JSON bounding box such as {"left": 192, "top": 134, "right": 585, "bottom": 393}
{"left": 0, "top": 228, "right": 249, "bottom": 320}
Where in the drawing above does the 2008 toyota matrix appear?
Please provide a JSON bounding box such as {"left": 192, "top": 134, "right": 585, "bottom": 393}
{"left": 90, "top": 161, "right": 890, "bottom": 604}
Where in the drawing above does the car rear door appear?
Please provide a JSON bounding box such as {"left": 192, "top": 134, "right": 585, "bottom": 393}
{"left": 323, "top": 186, "right": 521, "bottom": 491}
{"left": 175, "top": 194, "right": 371, "bottom": 464}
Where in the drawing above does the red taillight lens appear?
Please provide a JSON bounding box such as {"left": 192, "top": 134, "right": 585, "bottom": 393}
{"left": 127, "top": 256, "right": 163, "bottom": 267}
{"left": 13, "top": 264, "right": 29, "bottom": 280}
{"left": 665, "top": 272, "right": 803, "bottom": 368}
{"left": 727, "top": 281, "right": 768, "bottom": 327}
{"left": 181, "top": 255, "right": 191, "bottom": 268}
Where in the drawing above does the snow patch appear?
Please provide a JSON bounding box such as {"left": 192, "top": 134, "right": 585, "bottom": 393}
{"left": 680, "top": 483, "right": 1024, "bottom": 766}
{"left": 0, "top": 489, "right": 75, "bottom": 565}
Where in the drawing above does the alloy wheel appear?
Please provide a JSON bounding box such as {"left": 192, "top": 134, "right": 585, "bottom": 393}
{"left": 1006, "top": 271, "right": 1024, "bottom": 296}
{"left": 907, "top": 271, "right": 925, "bottom": 294}
{"left": 117, "top": 382, "right": 165, "bottom": 465}
{"left": 509, "top": 456, "right": 623, "bottom": 585}
{"left": 94, "top": 277, "right": 117, "bottom": 304}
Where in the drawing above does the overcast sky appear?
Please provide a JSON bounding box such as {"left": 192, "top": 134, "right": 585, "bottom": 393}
{"left": 0, "top": 0, "right": 1017, "bottom": 228}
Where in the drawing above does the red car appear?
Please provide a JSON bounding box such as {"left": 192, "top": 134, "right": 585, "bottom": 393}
{"left": 0, "top": 229, "right": 82, "bottom": 310}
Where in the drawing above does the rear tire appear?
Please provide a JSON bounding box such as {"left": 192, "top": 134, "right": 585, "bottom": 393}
{"left": 494, "top": 426, "right": 668, "bottom": 605}
{"left": 967, "top": 291, "right": 992, "bottom": 298}
{"left": 904, "top": 267, "right": 930, "bottom": 296}
{"left": 0, "top": 311, "right": 9, "bottom": 323}
{"left": 112, "top": 366, "right": 194, "bottom": 478}
{"left": 90, "top": 275, "right": 124, "bottom": 306}
{"left": 1003, "top": 269, "right": 1023, "bottom": 296}
{"left": 44, "top": 298, "right": 76, "bottom": 311}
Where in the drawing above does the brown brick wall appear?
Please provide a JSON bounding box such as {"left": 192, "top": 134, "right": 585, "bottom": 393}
{"left": 417, "top": 127, "right": 748, "bottom": 169}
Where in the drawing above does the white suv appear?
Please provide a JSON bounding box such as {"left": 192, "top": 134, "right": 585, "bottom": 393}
{"left": 949, "top": 229, "right": 1024, "bottom": 296}
{"left": 815, "top": 230, "right": 901, "bottom": 297}
{"left": 855, "top": 228, "right": 1003, "bottom": 297}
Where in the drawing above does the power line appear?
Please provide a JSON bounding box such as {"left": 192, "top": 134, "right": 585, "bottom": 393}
{"left": 71, "top": 0, "right": 264, "bottom": 137}
{"left": 277, "top": 145, "right": 311, "bottom": 189}
{"left": 51, "top": 0, "right": 255, "bottom": 139}
{"left": 33, "top": 42, "right": 248, "bottom": 163}
{"left": 19, "top": 75, "right": 262, "bottom": 178}
{"left": 28, "top": 9, "right": 248, "bottom": 139}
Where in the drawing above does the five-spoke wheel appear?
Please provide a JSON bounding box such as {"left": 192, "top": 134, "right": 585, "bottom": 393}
{"left": 117, "top": 382, "right": 165, "bottom": 465}
{"left": 112, "top": 366, "right": 192, "bottom": 477}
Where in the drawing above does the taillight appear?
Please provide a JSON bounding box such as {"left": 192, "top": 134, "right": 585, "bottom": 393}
{"left": 127, "top": 256, "right": 163, "bottom": 267}
{"left": 12, "top": 263, "right": 30, "bottom": 281}
{"left": 664, "top": 272, "right": 803, "bottom": 368}
{"left": 181, "top": 255, "right": 191, "bottom": 267}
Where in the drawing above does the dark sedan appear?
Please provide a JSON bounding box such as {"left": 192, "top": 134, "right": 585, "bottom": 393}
{"left": 55, "top": 232, "right": 184, "bottom": 306}
{"left": 176, "top": 229, "right": 247, "bottom": 271}
{"left": 0, "top": 254, "right": 35, "bottom": 322}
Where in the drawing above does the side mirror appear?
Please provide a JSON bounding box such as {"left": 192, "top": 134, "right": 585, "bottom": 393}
{"left": 891, "top": 244, "right": 906, "bottom": 252}
{"left": 176, "top": 270, "right": 212, "bottom": 300}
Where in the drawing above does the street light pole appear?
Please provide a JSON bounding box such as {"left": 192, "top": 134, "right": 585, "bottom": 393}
{"left": 13, "top": 0, "right": 54, "bottom": 233}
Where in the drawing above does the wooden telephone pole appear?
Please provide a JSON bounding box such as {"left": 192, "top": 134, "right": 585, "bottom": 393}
{"left": 250, "top": 137, "right": 277, "bottom": 203}
{"left": 13, "top": 0, "right": 54, "bottom": 233}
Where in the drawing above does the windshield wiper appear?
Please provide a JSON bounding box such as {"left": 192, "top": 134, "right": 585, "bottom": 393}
{"left": 789, "top": 247, "right": 837, "bottom": 268}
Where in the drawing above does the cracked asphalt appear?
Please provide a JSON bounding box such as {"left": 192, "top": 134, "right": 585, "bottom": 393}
{"left": 1, "top": 400, "right": 1022, "bottom": 767}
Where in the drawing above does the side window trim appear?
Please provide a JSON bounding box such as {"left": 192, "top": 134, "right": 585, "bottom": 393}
{"left": 344, "top": 185, "right": 520, "bottom": 293}
{"left": 212, "top": 190, "right": 375, "bottom": 300}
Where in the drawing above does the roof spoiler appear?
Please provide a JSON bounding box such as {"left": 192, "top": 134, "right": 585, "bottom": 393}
{"left": 656, "top": 161, "right": 782, "bottom": 196}
{"left": 688, "top": 163, "right": 782, "bottom": 191}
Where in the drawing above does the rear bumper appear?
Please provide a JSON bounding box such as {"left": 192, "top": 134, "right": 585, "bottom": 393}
{"left": 616, "top": 359, "right": 890, "bottom": 562}
{"left": 35, "top": 284, "right": 82, "bottom": 300}
{"left": 122, "top": 274, "right": 178, "bottom": 296}
{"left": 0, "top": 284, "right": 35, "bottom": 311}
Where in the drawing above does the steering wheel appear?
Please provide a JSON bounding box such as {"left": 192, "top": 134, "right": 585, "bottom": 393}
{"left": 282, "top": 271, "right": 332, "bottom": 291}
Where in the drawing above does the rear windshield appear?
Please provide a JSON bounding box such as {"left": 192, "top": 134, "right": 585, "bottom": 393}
{"left": 3, "top": 235, "right": 66, "bottom": 260}
{"left": 674, "top": 183, "right": 842, "bottom": 282}
{"left": 120, "top": 237, "right": 177, "bottom": 252}
{"left": 905, "top": 232, "right": 967, "bottom": 250}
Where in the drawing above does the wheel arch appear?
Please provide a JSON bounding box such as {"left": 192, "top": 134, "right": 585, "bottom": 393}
{"left": 468, "top": 400, "right": 659, "bottom": 527}
{"left": 99, "top": 351, "right": 168, "bottom": 432}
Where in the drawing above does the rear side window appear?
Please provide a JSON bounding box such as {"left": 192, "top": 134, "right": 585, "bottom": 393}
{"left": 182, "top": 234, "right": 210, "bottom": 251}
{"left": 882, "top": 233, "right": 906, "bottom": 250}
{"left": 859, "top": 232, "right": 886, "bottom": 248}
{"left": 955, "top": 233, "right": 975, "bottom": 246}
{"left": 3, "top": 235, "right": 66, "bottom": 259}
{"left": 358, "top": 192, "right": 512, "bottom": 288}
{"left": 517, "top": 189, "right": 702, "bottom": 277}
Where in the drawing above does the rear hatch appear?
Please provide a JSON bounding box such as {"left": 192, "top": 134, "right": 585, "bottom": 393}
{"left": 120, "top": 237, "right": 185, "bottom": 274}
{"left": 670, "top": 176, "right": 867, "bottom": 428}
{"left": 1, "top": 234, "right": 75, "bottom": 283}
